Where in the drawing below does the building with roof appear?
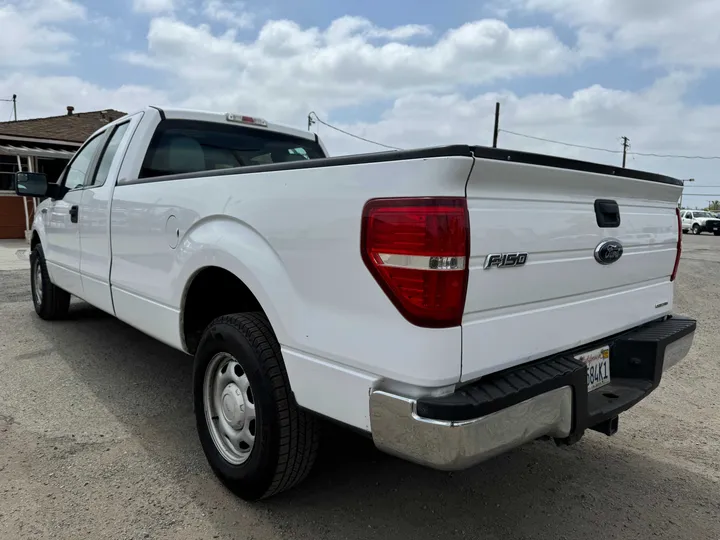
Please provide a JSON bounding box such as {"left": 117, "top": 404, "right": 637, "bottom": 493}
{"left": 0, "top": 106, "right": 126, "bottom": 239}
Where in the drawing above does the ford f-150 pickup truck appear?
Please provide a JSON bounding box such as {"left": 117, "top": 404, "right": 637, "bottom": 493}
{"left": 15, "top": 106, "right": 697, "bottom": 501}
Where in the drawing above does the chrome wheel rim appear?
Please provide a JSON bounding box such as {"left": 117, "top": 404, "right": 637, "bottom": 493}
{"left": 203, "top": 352, "right": 256, "bottom": 465}
{"left": 33, "top": 261, "right": 43, "bottom": 306}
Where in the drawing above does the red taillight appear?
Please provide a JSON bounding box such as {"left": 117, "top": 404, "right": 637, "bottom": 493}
{"left": 671, "top": 206, "right": 682, "bottom": 281}
{"left": 361, "top": 197, "right": 470, "bottom": 328}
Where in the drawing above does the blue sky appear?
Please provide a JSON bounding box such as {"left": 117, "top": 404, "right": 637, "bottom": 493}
{"left": 2, "top": 0, "right": 720, "bottom": 207}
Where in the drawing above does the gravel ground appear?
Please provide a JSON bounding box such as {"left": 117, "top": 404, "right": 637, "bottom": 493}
{"left": 1, "top": 235, "right": 718, "bottom": 540}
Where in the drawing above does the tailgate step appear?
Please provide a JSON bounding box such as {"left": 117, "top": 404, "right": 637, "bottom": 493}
{"left": 417, "top": 317, "right": 696, "bottom": 433}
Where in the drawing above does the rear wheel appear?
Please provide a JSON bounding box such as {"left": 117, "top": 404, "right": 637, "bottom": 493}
{"left": 692, "top": 224, "right": 701, "bottom": 235}
{"left": 30, "top": 244, "right": 70, "bottom": 320}
{"left": 193, "top": 313, "right": 319, "bottom": 500}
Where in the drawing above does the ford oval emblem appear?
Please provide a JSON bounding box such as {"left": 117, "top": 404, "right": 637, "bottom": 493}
{"left": 594, "top": 239, "right": 624, "bottom": 265}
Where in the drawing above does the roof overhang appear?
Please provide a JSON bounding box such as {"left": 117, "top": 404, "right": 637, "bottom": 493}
{"left": 0, "top": 134, "right": 82, "bottom": 147}
{"left": 0, "top": 143, "right": 75, "bottom": 159}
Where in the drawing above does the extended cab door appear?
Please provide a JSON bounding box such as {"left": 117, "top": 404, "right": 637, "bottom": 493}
{"left": 44, "top": 132, "right": 107, "bottom": 298}
{"left": 78, "top": 119, "right": 135, "bottom": 314}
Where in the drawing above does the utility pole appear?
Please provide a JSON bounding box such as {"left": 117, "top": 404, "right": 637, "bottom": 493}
{"left": 1, "top": 94, "right": 17, "bottom": 121}
{"left": 679, "top": 178, "right": 694, "bottom": 209}
{"left": 620, "top": 136, "right": 630, "bottom": 168}
{"left": 492, "top": 102, "right": 500, "bottom": 148}
{"left": 307, "top": 112, "right": 315, "bottom": 131}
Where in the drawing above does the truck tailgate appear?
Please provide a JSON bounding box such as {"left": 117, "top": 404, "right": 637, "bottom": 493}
{"left": 461, "top": 153, "right": 682, "bottom": 383}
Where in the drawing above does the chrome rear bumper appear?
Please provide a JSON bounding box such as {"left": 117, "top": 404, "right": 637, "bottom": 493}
{"left": 369, "top": 316, "right": 696, "bottom": 471}
{"left": 370, "top": 387, "right": 572, "bottom": 471}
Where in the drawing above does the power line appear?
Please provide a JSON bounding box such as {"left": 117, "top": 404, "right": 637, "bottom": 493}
{"left": 499, "top": 129, "right": 720, "bottom": 160}
{"left": 307, "top": 112, "right": 403, "bottom": 151}
{"left": 499, "top": 129, "right": 623, "bottom": 154}
{"left": 303, "top": 114, "right": 720, "bottom": 160}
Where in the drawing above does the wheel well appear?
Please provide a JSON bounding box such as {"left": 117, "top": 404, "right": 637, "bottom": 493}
{"left": 30, "top": 232, "right": 40, "bottom": 251}
{"left": 182, "top": 267, "right": 263, "bottom": 354}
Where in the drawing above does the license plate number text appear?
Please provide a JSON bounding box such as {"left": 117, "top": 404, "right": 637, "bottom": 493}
{"left": 575, "top": 346, "right": 611, "bottom": 392}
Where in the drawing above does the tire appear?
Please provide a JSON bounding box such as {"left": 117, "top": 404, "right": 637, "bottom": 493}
{"left": 29, "top": 244, "right": 71, "bottom": 320}
{"left": 193, "top": 312, "right": 319, "bottom": 501}
{"left": 692, "top": 224, "right": 701, "bottom": 235}
{"left": 714, "top": 232, "right": 720, "bottom": 236}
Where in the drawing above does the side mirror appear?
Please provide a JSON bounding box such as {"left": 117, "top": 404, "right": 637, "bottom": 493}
{"left": 15, "top": 172, "right": 48, "bottom": 197}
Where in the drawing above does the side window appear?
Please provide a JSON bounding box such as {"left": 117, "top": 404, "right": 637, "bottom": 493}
{"left": 91, "top": 122, "right": 130, "bottom": 188}
{"left": 687, "top": 213, "right": 693, "bottom": 220}
{"left": 63, "top": 134, "right": 105, "bottom": 190}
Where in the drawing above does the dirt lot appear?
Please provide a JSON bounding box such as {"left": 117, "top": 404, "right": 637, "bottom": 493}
{"left": 1, "top": 235, "right": 718, "bottom": 540}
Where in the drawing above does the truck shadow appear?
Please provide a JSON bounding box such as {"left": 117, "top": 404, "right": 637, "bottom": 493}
{"left": 32, "top": 302, "right": 720, "bottom": 540}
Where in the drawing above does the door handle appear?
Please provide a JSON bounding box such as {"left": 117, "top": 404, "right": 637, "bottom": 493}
{"left": 594, "top": 199, "right": 620, "bottom": 228}
{"left": 69, "top": 205, "right": 79, "bottom": 223}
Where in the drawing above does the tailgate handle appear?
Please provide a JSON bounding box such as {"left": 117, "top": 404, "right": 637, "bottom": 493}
{"left": 594, "top": 199, "right": 620, "bottom": 228}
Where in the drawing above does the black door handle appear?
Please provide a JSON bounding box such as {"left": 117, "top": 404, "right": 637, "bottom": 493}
{"left": 595, "top": 199, "right": 620, "bottom": 228}
{"left": 69, "top": 205, "right": 79, "bottom": 223}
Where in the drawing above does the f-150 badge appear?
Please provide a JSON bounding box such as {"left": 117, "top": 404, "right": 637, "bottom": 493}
{"left": 483, "top": 252, "right": 528, "bottom": 269}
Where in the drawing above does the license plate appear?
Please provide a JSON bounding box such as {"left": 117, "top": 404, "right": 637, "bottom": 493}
{"left": 575, "top": 346, "right": 611, "bottom": 391}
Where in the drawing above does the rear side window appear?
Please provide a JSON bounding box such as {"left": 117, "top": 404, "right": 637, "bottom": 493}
{"left": 139, "top": 119, "right": 326, "bottom": 179}
{"left": 92, "top": 122, "right": 130, "bottom": 188}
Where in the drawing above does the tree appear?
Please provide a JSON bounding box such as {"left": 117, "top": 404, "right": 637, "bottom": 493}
{"left": 709, "top": 200, "right": 720, "bottom": 211}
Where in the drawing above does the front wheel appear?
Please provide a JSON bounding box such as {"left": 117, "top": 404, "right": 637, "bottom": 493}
{"left": 193, "top": 313, "right": 320, "bottom": 501}
{"left": 30, "top": 244, "right": 70, "bottom": 320}
{"left": 692, "top": 224, "right": 701, "bottom": 235}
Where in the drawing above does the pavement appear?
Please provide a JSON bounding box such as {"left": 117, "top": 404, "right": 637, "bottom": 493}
{"left": 0, "top": 239, "right": 30, "bottom": 271}
{"left": 0, "top": 235, "right": 719, "bottom": 540}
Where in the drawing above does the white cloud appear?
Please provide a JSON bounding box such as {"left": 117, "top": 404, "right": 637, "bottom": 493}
{"left": 121, "top": 15, "right": 581, "bottom": 123}
{"left": 323, "top": 16, "right": 432, "bottom": 41}
{"left": 518, "top": 0, "right": 720, "bottom": 68}
{"left": 2, "top": 3, "right": 719, "bottom": 207}
{"left": 0, "top": 72, "right": 168, "bottom": 120}
{"left": 0, "top": 0, "right": 86, "bottom": 67}
{"left": 202, "top": 0, "right": 253, "bottom": 29}
{"left": 132, "top": 0, "right": 176, "bottom": 15}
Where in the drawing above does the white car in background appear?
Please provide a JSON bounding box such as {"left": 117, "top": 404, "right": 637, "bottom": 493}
{"left": 681, "top": 210, "right": 720, "bottom": 235}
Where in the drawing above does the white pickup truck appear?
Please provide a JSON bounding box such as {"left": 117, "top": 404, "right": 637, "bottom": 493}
{"left": 16, "top": 107, "right": 697, "bottom": 501}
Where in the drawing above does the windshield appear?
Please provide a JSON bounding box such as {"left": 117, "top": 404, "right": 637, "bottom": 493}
{"left": 140, "top": 119, "right": 326, "bottom": 179}
{"left": 694, "top": 211, "right": 712, "bottom": 218}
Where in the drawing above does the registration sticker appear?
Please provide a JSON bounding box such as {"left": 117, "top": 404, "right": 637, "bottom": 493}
{"left": 575, "top": 346, "right": 611, "bottom": 392}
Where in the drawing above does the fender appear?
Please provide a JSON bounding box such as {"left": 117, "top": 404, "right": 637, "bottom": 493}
{"left": 29, "top": 201, "right": 50, "bottom": 272}
{"left": 29, "top": 200, "right": 50, "bottom": 246}
{"left": 172, "top": 215, "right": 298, "bottom": 351}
